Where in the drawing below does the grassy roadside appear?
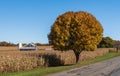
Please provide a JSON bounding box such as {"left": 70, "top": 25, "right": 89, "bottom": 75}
{"left": 0, "top": 51, "right": 120, "bottom": 76}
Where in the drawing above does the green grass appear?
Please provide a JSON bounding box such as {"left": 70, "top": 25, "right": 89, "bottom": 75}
{"left": 0, "top": 52, "right": 120, "bottom": 76}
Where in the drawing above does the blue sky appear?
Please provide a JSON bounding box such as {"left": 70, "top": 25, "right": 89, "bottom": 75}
{"left": 0, "top": 0, "right": 120, "bottom": 43}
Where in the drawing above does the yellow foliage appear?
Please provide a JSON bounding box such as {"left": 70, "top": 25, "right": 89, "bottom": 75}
{"left": 48, "top": 11, "right": 103, "bottom": 51}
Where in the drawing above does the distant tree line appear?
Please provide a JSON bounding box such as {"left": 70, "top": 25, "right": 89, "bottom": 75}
{"left": 0, "top": 37, "right": 119, "bottom": 49}
{"left": 97, "top": 36, "right": 120, "bottom": 50}
{"left": 35, "top": 43, "right": 49, "bottom": 46}
{"left": 97, "top": 37, "right": 114, "bottom": 48}
{"left": 114, "top": 40, "right": 120, "bottom": 50}
{"left": 0, "top": 41, "right": 17, "bottom": 46}
{"left": 0, "top": 41, "right": 49, "bottom": 46}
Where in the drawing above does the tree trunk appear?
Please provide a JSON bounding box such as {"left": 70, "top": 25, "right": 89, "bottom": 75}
{"left": 73, "top": 50, "right": 80, "bottom": 63}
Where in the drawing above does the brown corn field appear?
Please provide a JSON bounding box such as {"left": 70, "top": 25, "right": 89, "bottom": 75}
{"left": 0, "top": 46, "right": 117, "bottom": 73}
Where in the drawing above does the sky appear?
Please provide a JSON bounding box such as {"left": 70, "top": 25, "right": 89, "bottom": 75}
{"left": 0, "top": 0, "right": 120, "bottom": 44}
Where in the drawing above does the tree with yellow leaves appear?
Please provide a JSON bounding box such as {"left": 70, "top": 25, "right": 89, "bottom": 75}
{"left": 48, "top": 11, "right": 103, "bottom": 63}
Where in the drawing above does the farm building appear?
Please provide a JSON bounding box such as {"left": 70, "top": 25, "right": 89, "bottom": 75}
{"left": 19, "top": 43, "right": 37, "bottom": 51}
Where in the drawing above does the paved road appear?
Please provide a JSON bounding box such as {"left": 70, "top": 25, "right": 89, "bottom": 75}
{"left": 48, "top": 56, "right": 120, "bottom": 76}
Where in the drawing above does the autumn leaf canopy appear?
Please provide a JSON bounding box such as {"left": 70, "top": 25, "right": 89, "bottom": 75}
{"left": 48, "top": 11, "right": 103, "bottom": 51}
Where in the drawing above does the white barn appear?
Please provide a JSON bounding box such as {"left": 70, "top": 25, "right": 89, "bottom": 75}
{"left": 19, "top": 43, "right": 37, "bottom": 51}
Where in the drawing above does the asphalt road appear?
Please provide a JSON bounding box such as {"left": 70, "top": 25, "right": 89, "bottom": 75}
{"left": 48, "top": 56, "right": 120, "bottom": 76}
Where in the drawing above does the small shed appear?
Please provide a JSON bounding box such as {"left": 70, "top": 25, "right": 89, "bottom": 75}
{"left": 19, "top": 43, "right": 37, "bottom": 51}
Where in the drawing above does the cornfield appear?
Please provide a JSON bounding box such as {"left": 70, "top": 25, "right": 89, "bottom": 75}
{"left": 0, "top": 46, "right": 117, "bottom": 73}
{"left": 0, "top": 50, "right": 76, "bottom": 73}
